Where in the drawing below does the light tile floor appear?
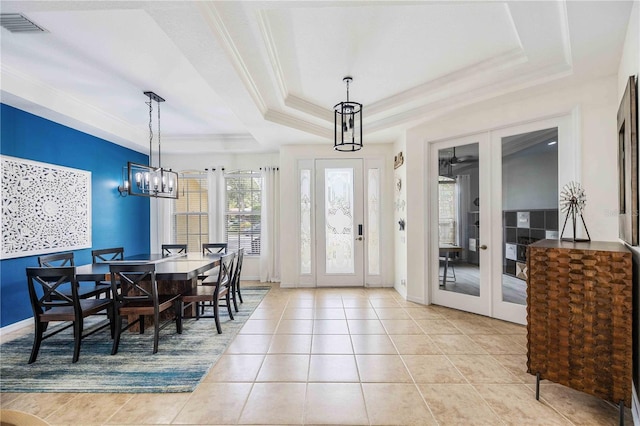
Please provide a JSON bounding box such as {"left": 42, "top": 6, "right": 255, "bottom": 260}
{"left": 0, "top": 282, "right": 632, "bottom": 425}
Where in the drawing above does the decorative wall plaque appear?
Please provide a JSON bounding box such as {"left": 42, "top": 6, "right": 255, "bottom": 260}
{"left": 1, "top": 156, "right": 91, "bottom": 259}
{"left": 394, "top": 152, "right": 404, "bottom": 169}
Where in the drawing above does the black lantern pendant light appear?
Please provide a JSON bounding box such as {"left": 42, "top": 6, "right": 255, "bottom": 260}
{"left": 334, "top": 76, "right": 363, "bottom": 152}
{"left": 119, "top": 91, "right": 178, "bottom": 199}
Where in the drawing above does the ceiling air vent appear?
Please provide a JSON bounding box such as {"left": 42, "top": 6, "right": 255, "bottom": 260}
{"left": 0, "top": 13, "right": 47, "bottom": 33}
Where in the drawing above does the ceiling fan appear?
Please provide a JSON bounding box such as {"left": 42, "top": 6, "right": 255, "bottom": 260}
{"left": 441, "top": 147, "right": 477, "bottom": 167}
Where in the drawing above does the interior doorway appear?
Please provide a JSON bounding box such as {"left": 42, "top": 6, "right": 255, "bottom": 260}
{"left": 430, "top": 116, "right": 572, "bottom": 324}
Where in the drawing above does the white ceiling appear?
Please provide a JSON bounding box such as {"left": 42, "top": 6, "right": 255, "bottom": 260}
{"left": 0, "top": 1, "right": 634, "bottom": 155}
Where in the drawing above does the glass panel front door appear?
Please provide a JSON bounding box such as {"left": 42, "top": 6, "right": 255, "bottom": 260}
{"left": 324, "top": 167, "right": 355, "bottom": 274}
{"left": 316, "top": 159, "right": 364, "bottom": 286}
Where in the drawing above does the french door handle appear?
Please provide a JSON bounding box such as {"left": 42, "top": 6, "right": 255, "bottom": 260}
{"left": 479, "top": 245, "right": 488, "bottom": 250}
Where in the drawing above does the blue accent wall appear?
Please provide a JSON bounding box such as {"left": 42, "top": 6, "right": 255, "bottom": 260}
{"left": 0, "top": 104, "right": 150, "bottom": 327}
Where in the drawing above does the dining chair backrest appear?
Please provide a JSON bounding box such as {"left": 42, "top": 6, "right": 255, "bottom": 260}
{"left": 162, "top": 244, "right": 187, "bottom": 256}
{"left": 26, "top": 267, "right": 80, "bottom": 315}
{"left": 108, "top": 263, "right": 157, "bottom": 306}
{"left": 202, "top": 243, "right": 227, "bottom": 255}
{"left": 216, "top": 252, "right": 235, "bottom": 289}
{"left": 232, "top": 248, "right": 244, "bottom": 288}
{"left": 38, "top": 251, "right": 112, "bottom": 300}
{"left": 38, "top": 252, "right": 75, "bottom": 268}
{"left": 92, "top": 247, "right": 124, "bottom": 263}
{"left": 108, "top": 262, "right": 181, "bottom": 355}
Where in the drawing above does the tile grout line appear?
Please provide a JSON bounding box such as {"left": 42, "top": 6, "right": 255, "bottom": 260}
{"left": 235, "top": 289, "right": 288, "bottom": 425}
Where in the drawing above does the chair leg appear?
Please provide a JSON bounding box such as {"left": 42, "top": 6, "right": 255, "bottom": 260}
{"left": 72, "top": 319, "right": 82, "bottom": 363}
{"left": 232, "top": 282, "right": 239, "bottom": 313}
{"left": 225, "top": 291, "right": 234, "bottom": 320}
{"left": 213, "top": 298, "right": 222, "bottom": 334}
{"left": 28, "top": 319, "right": 45, "bottom": 364}
{"left": 108, "top": 305, "right": 116, "bottom": 339}
{"left": 139, "top": 315, "right": 145, "bottom": 334}
{"left": 237, "top": 281, "right": 243, "bottom": 304}
{"left": 153, "top": 311, "right": 160, "bottom": 354}
{"left": 174, "top": 300, "right": 182, "bottom": 334}
{"left": 111, "top": 313, "right": 122, "bottom": 355}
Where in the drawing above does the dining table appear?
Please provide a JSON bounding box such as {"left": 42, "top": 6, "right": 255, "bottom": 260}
{"left": 75, "top": 252, "right": 222, "bottom": 326}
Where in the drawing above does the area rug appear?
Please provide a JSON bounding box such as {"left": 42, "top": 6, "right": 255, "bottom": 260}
{"left": 0, "top": 287, "right": 270, "bottom": 393}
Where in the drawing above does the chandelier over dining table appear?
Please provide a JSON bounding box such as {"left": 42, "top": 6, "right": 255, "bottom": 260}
{"left": 119, "top": 91, "right": 178, "bottom": 199}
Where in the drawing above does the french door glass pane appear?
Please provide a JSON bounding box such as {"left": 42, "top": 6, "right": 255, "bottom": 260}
{"left": 438, "top": 142, "right": 480, "bottom": 297}
{"left": 325, "top": 168, "right": 354, "bottom": 274}
{"left": 501, "top": 128, "right": 558, "bottom": 305}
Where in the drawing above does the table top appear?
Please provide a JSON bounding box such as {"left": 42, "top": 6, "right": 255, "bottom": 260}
{"left": 439, "top": 244, "right": 463, "bottom": 252}
{"left": 75, "top": 253, "right": 222, "bottom": 281}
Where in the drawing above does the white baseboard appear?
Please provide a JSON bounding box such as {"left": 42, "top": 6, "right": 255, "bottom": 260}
{"left": 0, "top": 318, "right": 31, "bottom": 336}
{"left": 633, "top": 382, "right": 639, "bottom": 425}
{"left": 407, "top": 294, "right": 426, "bottom": 305}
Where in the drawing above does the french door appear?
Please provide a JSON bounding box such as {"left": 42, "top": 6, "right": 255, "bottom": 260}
{"left": 430, "top": 116, "right": 573, "bottom": 324}
{"left": 430, "top": 133, "right": 492, "bottom": 317}
{"left": 315, "top": 159, "right": 365, "bottom": 287}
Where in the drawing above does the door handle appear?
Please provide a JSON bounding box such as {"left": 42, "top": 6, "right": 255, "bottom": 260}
{"left": 479, "top": 245, "right": 488, "bottom": 250}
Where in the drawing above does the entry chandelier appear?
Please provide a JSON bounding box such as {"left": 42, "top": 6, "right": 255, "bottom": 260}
{"left": 119, "top": 91, "right": 178, "bottom": 199}
{"left": 334, "top": 76, "right": 363, "bottom": 152}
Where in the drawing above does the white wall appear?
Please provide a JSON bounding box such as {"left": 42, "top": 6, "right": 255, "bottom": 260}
{"left": 404, "top": 75, "right": 620, "bottom": 304}
{"left": 279, "top": 143, "right": 395, "bottom": 288}
{"left": 159, "top": 151, "right": 279, "bottom": 280}
{"left": 393, "top": 135, "right": 408, "bottom": 298}
{"left": 617, "top": 1, "right": 639, "bottom": 101}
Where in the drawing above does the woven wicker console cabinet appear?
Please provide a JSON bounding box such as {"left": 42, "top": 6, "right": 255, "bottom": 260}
{"left": 527, "top": 239, "right": 632, "bottom": 409}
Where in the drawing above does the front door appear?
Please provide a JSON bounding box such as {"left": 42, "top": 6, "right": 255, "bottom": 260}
{"left": 315, "top": 159, "right": 365, "bottom": 286}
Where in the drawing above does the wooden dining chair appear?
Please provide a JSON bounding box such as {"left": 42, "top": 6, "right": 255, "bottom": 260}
{"left": 202, "top": 243, "right": 227, "bottom": 255}
{"left": 162, "top": 244, "right": 187, "bottom": 256}
{"left": 38, "top": 252, "right": 111, "bottom": 299}
{"left": 91, "top": 247, "right": 124, "bottom": 290}
{"left": 230, "top": 248, "right": 244, "bottom": 312}
{"left": 26, "top": 266, "right": 115, "bottom": 363}
{"left": 109, "top": 263, "right": 182, "bottom": 354}
{"left": 92, "top": 247, "right": 124, "bottom": 263}
{"left": 199, "top": 243, "right": 228, "bottom": 280}
{"left": 182, "top": 252, "right": 235, "bottom": 334}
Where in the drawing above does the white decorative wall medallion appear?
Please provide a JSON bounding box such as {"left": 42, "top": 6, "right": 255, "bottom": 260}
{"left": 1, "top": 156, "right": 92, "bottom": 259}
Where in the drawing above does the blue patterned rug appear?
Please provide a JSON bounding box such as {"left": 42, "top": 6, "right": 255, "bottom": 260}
{"left": 0, "top": 288, "right": 269, "bottom": 393}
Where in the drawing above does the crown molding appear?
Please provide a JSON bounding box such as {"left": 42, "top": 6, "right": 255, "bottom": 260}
{"left": 365, "top": 62, "right": 574, "bottom": 133}
{"left": 257, "top": 9, "right": 288, "bottom": 101}
{"left": 1, "top": 64, "right": 146, "bottom": 153}
{"left": 264, "top": 109, "right": 332, "bottom": 139}
{"left": 162, "top": 133, "right": 264, "bottom": 154}
{"left": 557, "top": 0, "right": 573, "bottom": 67}
{"left": 366, "top": 48, "right": 528, "bottom": 117}
{"left": 284, "top": 94, "right": 333, "bottom": 122}
{"left": 198, "top": 2, "right": 268, "bottom": 115}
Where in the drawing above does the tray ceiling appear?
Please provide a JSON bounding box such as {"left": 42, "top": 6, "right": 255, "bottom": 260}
{"left": 0, "top": 1, "right": 634, "bottom": 154}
